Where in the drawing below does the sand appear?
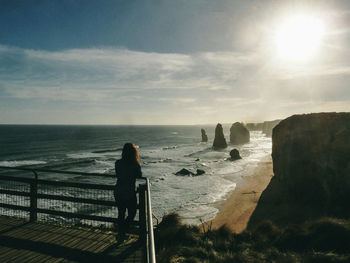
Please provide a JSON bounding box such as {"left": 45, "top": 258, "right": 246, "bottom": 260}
{"left": 207, "top": 156, "right": 274, "bottom": 233}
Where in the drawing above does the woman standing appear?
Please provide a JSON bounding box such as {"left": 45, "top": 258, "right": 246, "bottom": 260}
{"left": 114, "top": 143, "right": 142, "bottom": 239}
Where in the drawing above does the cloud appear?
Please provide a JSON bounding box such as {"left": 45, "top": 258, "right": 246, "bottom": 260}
{"left": 1, "top": 44, "right": 350, "bottom": 124}
{"left": 0, "top": 45, "right": 259, "bottom": 103}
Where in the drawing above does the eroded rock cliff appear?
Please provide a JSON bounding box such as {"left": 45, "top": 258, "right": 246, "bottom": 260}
{"left": 248, "top": 112, "right": 350, "bottom": 227}
{"left": 272, "top": 113, "right": 350, "bottom": 213}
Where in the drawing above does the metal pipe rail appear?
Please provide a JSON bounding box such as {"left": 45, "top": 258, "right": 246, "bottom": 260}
{"left": 0, "top": 166, "right": 142, "bottom": 223}
{"left": 0, "top": 165, "right": 115, "bottom": 178}
{"left": 146, "top": 178, "right": 156, "bottom": 263}
{"left": 0, "top": 165, "right": 156, "bottom": 262}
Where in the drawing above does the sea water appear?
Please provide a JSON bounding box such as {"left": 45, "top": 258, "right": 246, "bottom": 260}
{"left": 0, "top": 125, "right": 271, "bottom": 224}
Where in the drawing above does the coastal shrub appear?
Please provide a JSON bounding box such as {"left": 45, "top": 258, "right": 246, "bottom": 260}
{"left": 305, "top": 218, "right": 350, "bottom": 253}
{"left": 155, "top": 213, "right": 201, "bottom": 249}
{"left": 304, "top": 252, "right": 350, "bottom": 263}
{"left": 155, "top": 213, "right": 350, "bottom": 263}
{"left": 252, "top": 220, "right": 281, "bottom": 249}
{"left": 277, "top": 223, "right": 308, "bottom": 251}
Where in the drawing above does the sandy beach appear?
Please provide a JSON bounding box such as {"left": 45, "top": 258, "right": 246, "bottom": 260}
{"left": 208, "top": 155, "right": 274, "bottom": 233}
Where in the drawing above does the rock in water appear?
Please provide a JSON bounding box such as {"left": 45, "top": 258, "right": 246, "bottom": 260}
{"left": 201, "top": 128, "right": 208, "bottom": 142}
{"left": 229, "top": 149, "right": 242, "bottom": 160}
{"left": 175, "top": 168, "right": 194, "bottom": 176}
{"left": 213, "top": 123, "right": 227, "bottom": 149}
{"left": 272, "top": 113, "right": 350, "bottom": 216}
{"left": 195, "top": 169, "right": 205, "bottom": 176}
{"left": 230, "top": 122, "right": 250, "bottom": 144}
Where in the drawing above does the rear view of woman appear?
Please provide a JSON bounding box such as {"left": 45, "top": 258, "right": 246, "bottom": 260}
{"left": 114, "top": 143, "right": 142, "bottom": 239}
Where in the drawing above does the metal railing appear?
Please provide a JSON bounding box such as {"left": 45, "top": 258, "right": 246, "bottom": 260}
{"left": 139, "top": 178, "right": 156, "bottom": 263}
{"left": 0, "top": 166, "right": 156, "bottom": 263}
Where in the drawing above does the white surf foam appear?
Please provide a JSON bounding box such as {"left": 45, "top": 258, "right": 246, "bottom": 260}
{"left": 0, "top": 160, "right": 47, "bottom": 167}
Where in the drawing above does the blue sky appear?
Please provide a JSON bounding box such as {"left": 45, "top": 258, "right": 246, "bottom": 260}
{"left": 1, "top": 0, "right": 350, "bottom": 124}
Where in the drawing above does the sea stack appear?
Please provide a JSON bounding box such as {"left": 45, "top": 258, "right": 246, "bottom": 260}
{"left": 213, "top": 123, "right": 227, "bottom": 149}
{"left": 201, "top": 128, "right": 208, "bottom": 142}
{"left": 230, "top": 122, "right": 250, "bottom": 144}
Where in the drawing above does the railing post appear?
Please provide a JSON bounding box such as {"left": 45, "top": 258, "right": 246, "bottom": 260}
{"left": 30, "top": 171, "right": 38, "bottom": 222}
{"left": 138, "top": 183, "right": 147, "bottom": 241}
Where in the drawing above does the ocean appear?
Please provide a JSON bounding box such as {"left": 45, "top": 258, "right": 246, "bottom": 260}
{"left": 0, "top": 125, "right": 271, "bottom": 224}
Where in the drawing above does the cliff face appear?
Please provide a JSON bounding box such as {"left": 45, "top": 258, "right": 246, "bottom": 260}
{"left": 245, "top": 120, "right": 280, "bottom": 137}
{"left": 230, "top": 122, "right": 250, "bottom": 144}
{"left": 248, "top": 112, "right": 350, "bottom": 228}
{"left": 272, "top": 113, "right": 350, "bottom": 214}
{"left": 262, "top": 120, "right": 280, "bottom": 137}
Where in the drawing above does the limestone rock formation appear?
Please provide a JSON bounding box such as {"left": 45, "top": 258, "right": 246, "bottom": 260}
{"left": 201, "top": 128, "right": 208, "bottom": 142}
{"left": 248, "top": 113, "right": 350, "bottom": 228}
{"left": 245, "top": 120, "right": 280, "bottom": 137}
{"left": 262, "top": 119, "right": 281, "bottom": 137}
{"left": 213, "top": 123, "right": 227, "bottom": 149}
{"left": 229, "top": 149, "right": 242, "bottom": 161}
{"left": 245, "top": 123, "right": 263, "bottom": 131}
{"left": 272, "top": 113, "right": 350, "bottom": 211}
{"left": 230, "top": 122, "right": 250, "bottom": 144}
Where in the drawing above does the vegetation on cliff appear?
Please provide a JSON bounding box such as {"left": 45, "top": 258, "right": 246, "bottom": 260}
{"left": 155, "top": 213, "right": 350, "bottom": 263}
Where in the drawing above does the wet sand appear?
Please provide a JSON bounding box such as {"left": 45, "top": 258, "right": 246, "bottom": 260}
{"left": 207, "top": 156, "right": 274, "bottom": 233}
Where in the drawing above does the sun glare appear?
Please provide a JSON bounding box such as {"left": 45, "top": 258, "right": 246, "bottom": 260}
{"left": 275, "top": 15, "right": 325, "bottom": 61}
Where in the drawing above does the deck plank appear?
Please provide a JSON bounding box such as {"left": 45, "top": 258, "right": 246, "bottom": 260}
{"left": 0, "top": 216, "right": 144, "bottom": 263}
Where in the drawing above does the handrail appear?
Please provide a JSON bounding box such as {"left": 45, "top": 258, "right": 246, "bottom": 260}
{"left": 0, "top": 165, "right": 115, "bottom": 178}
{"left": 145, "top": 178, "right": 156, "bottom": 263}
{"left": 0, "top": 166, "right": 156, "bottom": 262}
{"left": 0, "top": 166, "right": 145, "bottom": 224}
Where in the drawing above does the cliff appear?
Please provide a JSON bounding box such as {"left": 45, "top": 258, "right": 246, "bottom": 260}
{"left": 248, "top": 112, "right": 350, "bottom": 227}
{"left": 262, "top": 119, "right": 281, "bottom": 137}
{"left": 246, "top": 120, "right": 281, "bottom": 137}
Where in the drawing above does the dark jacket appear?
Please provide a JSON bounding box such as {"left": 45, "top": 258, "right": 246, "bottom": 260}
{"left": 115, "top": 159, "right": 142, "bottom": 200}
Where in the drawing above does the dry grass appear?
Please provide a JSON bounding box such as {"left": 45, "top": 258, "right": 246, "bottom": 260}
{"left": 155, "top": 214, "right": 350, "bottom": 263}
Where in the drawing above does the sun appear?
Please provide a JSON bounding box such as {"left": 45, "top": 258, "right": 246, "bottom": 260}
{"left": 274, "top": 15, "right": 325, "bottom": 61}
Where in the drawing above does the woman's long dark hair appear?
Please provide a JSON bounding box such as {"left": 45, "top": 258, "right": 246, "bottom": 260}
{"left": 121, "top": 143, "right": 140, "bottom": 164}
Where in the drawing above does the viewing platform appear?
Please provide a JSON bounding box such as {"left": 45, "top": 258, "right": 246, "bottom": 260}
{"left": 0, "top": 166, "right": 156, "bottom": 263}
{"left": 0, "top": 215, "right": 143, "bottom": 262}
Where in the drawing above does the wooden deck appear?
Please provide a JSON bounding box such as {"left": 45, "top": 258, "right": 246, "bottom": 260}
{"left": 0, "top": 216, "right": 144, "bottom": 263}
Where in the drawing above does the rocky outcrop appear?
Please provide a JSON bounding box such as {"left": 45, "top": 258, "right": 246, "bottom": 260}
{"left": 201, "top": 128, "right": 208, "bottom": 142}
{"left": 230, "top": 122, "right": 250, "bottom": 144}
{"left": 248, "top": 113, "right": 350, "bottom": 228}
{"left": 229, "top": 149, "right": 241, "bottom": 161}
{"left": 213, "top": 123, "right": 227, "bottom": 149}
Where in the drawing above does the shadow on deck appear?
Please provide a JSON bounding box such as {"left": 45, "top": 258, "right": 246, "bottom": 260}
{"left": 0, "top": 215, "right": 143, "bottom": 263}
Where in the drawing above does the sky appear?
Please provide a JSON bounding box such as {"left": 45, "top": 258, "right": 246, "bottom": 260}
{"left": 1, "top": 0, "right": 350, "bottom": 125}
